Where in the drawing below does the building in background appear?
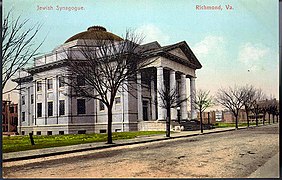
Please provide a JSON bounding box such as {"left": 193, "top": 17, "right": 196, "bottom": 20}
{"left": 2, "top": 100, "right": 18, "bottom": 134}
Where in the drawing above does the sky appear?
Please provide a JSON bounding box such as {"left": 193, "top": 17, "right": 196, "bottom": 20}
{"left": 3, "top": 0, "right": 279, "bottom": 106}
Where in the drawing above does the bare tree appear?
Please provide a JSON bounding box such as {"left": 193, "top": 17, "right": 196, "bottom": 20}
{"left": 266, "top": 101, "right": 272, "bottom": 124}
{"left": 242, "top": 85, "right": 256, "bottom": 127}
{"left": 158, "top": 88, "right": 187, "bottom": 137}
{"left": 268, "top": 99, "right": 278, "bottom": 123}
{"left": 2, "top": 10, "right": 44, "bottom": 93}
{"left": 275, "top": 104, "right": 279, "bottom": 123}
{"left": 259, "top": 100, "right": 269, "bottom": 125}
{"left": 250, "top": 88, "right": 265, "bottom": 127}
{"left": 216, "top": 86, "right": 245, "bottom": 129}
{"left": 64, "top": 30, "right": 154, "bottom": 144}
{"left": 192, "top": 89, "right": 213, "bottom": 133}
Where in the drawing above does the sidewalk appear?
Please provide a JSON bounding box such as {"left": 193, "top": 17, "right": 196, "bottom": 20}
{"left": 248, "top": 152, "right": 279, "bottom": 178}
{"left": 3, "top": 126, "right": 236, "bottom": 162}
{"left": 2, "top": 125, "right": 266, "bottom": 162}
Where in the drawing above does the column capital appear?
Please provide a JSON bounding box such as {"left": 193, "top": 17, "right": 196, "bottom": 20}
{"left": 156, "top": 66, "right": 163, "bottom": 70}
{"left": 170, "top": 69, "right": 176, "bottom": 74}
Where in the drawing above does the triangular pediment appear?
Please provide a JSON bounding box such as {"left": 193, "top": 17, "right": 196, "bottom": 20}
{"left": 168, "top": 48, "right": 189, "bottom": 61}
{"left": 140, "top": 41, "right": 202, "bottom": 69}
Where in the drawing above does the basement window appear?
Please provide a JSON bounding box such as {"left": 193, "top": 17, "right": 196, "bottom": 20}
{"left": 100, "top": 129, "right": 106, "bottom": 133}
{"left": 78, "top": 130, "right": 86, "bottom": 134}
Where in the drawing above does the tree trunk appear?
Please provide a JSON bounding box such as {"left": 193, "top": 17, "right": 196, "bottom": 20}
{"left": 166, "top": 107, "right": 171, "bottom": 137}
{"left": 277, "top": 115, "right": 279, "bottom": 123}
{"left": 107, "top": 106, "right": 113, "bottom": 144}
{"left": 272, "top": 114, "right": 275, "bottom": 123}
{"left": 262, "top": 113, "right": 265, "bottom": 125}
{"left": 268, "top": 113, "right": 271, "bottom": 124}
{"left": 235, "top": 115, "right": 238, "bottom": 129}
{"left": 255, "top": 112, "right": 258, "bottom": 127}
{"left": 246, "top": 110, "right": 249, "bottom": 128}
{"left": 200, "top": 111, "right": 203, "bottom": 133}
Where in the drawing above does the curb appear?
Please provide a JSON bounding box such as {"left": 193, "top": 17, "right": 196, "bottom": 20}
{"left": 2, "top": 124, "right": 274, "bottom": 162}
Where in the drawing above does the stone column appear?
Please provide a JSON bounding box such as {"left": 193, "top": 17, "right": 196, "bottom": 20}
{"left": 180, "top": 74, "right": 188, "bottom": 120}
{"left": 170, "top": 70, "right": 177, "bottom": 120}
{"left": 33, "top": 80, "right": 37, "bottom": 125}
{"left": 157, "top": 66, "right": 165, "bottom": 120}
{"left": 27, "top": 86, "right": 30, "bottom": 126}
{"left": 137, "top": 72, "right": 143, "bottom": 121}
{"left": 43, "top": 78, "right": 47, "bottom": 125}
{"left": 55, "top": 76, "right": 59, "bottom": 124}
{"left": 122, "top": 75, "right": 129, "bottom": 131}
{"left": 190, "top": 77, "right": 197, "bottom": 119}
{"left": 151, "top": 79, "right": 156, "bottom": 120}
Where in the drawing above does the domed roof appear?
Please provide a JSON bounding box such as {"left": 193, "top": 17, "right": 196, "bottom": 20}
{"left": 65, "top": 26, "right": 123, "bottom": 43}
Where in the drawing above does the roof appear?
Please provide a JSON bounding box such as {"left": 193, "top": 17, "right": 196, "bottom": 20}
{"left": 65, "top": 26, "right": 123, "bottom": 43}
{"left": 140, "top": 41, "right": 202, "bottom": 69}
{"left": 12, "top": 75, "right": 33, "bottom": 83}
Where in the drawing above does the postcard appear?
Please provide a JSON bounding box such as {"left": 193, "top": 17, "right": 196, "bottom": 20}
{"left": 2, "top": 0, "right": 280, "bottom": 178}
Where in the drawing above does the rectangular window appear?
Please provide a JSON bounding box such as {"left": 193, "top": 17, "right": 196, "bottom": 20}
{"left": 59, "top": 100, "right": 65, "bottom": 116}
{"left": 78, "top": 130, "right": 86, "bottom": 134}
{"left": 22, "top": 131, "right": 25, "bottom": 135}
{"left": 9, "top": 106, "right": 14, "bottom": 113}
{"left": 47, "top": 131, "right": 52, "bottom": 135}
{"left": 48, "top": 102, "right": 53, "bottom": 116}
{"left": 47, "top": 79, "right": 53, "bottom": 90}
{"left": 37, "top": 103, "right": 42, "bottom": 117}
{"left": 37, "top": 81, "right": 42, "bottom": 92}
{"left": 77, "top": 75, "right": 85, "bottom": 86}
{"left": 100, "top": 100, "right": 105, "bottom": 111}
{"left": 77, "top": 99, "right": 86, "bottom": 114}
{"left": 13, "top": 117, "right": 18, "bottom": 126}
{"left": 115, "top": 97, "right": 121, "bottom": 105}
{"left": 22, "top": 95, "right": 25, "bottom": 105}
{"left": 31, "top": 94, "right": 34, "bottom": 104}
{"left": 36, "top": 131, "right": 41, "bottom": 135}
{"left": 59, "top": 131, "right": 64, "bottom": 135}
{"left": 100, "top": 129, "right": 106, "bottom": 133}
{"left": 59, "top": 76, "right": 65, "bottom": 88}
{"left": 22, "top": 112, "right": 25, "bottom": 121}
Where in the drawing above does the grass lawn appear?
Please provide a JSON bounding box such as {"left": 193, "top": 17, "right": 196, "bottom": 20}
{"left": 213, "top": 122, "right": 259, "bottom": 128}
{"left": 2, "top": 131, "right": 165, "bottom": 153}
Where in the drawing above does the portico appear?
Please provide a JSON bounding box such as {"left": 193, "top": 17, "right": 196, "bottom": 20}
{"left": 135, "top": 41, "right": 201, "bottom": 129}
{"left": 136, "top": 67, "right": 197, "bottom": 122}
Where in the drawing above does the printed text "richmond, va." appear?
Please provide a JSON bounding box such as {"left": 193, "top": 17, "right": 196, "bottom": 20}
{"left": 196, "top": 5, "right": 234, "bottom": 11}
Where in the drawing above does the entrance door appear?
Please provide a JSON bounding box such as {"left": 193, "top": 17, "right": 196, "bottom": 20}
{"left": 143, "top": 101, "right": 148, "bottom": 121}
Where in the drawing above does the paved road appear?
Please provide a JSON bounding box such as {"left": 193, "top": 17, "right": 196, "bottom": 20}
{"left": 3, "top": 124, "right": 279, "bottom": 178}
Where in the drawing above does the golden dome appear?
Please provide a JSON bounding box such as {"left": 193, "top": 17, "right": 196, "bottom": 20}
{"left": 65, "top": 26, "right": 123, "bottom": 43}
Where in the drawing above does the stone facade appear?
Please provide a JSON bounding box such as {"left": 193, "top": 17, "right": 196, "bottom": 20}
{"left": 13, "top": 26, "right": 202, "bottom": 135}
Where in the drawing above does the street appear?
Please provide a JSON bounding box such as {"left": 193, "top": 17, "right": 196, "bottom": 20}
{"left": 3, "top": 124, "right": 279, "bottom": 178}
